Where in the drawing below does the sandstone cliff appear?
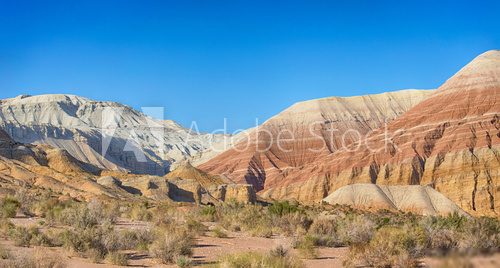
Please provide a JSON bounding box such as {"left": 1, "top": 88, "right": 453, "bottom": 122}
{"left": 166, "top": 162, "right": 256, "bottom": 204}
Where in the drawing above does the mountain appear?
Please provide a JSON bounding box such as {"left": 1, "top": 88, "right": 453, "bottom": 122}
{"left": 0, "top": 94, "right": 227, "bottom": 175}
{"left": 260, "top": 50, "right": 500, "bottom": 216}
{"left": 165, "top": 161, "right": 229, "bottom": 188}
{"left": 0, "top": 128, "right": 256, "bottom": 204}
{"left": 323, "top": 184, "right": 466, "bottom": 216}
{"left": 0, "top": 129, "right": 125, "bottom": 200}
{"left": 199, "top": 89, "right": 434, "bottom": 191}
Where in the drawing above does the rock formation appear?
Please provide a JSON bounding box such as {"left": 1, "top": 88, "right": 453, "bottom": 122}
{"left": 165, "top": 161, "right": 229, "bottom": 187}
{"left": 0, "top": 130, "right": 130, "bottom": 200}
{"left": 199, "top": 89, "right": 433, "bottom": 191}
{"left": 323, "top": 184, "right": 467, "bottom": 216}
{"left": 166, "top": 162, "right": 256, "bottom": 204}
{"left": 0, "top": 94, "right": 227, "bottom": 175}
{"left": 261, "top": 50, "right": 500, "bottom": 216}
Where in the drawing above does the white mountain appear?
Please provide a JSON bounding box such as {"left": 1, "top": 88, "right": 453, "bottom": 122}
{"left": 0, "top": 94, "right": 230, "bottom": 175}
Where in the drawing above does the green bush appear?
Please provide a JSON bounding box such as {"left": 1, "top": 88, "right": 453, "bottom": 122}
{"left": 176, "top": 256, "right": 193, "bottom": 268}
{"left": 268, "top": 201, "right": 300, "bottom": 217}
{"left": 199, "top": 205, "right": 217, "bottom": 221}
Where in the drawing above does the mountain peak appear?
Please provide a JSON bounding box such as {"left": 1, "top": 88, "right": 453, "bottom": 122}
{"left": 7, "top": 94, "right": 92, "bottom": 106}
{"left": 439, "top": 50, "right": 500, "bottom": 92}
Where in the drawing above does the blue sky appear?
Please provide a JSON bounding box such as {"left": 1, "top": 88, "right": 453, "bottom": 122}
{"left": 0, "top": 0, "right": 499, "bottom": 132}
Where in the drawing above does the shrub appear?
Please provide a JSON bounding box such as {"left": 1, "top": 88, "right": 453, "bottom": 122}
{"left": 433, "top": 212, "right": 469, "bottom": 230}
{"left": 294, "top": 235, "right": 319, "bottom": 259}
{"left": 34, "top": 196, "right": 74, "bottom": 221}
{"left": 176, "top": 256, "right": 193, "bottom": 267}
{"left": 268, "top": 201, "right": 300, "bottom": 217}
{"left": 308, "top": 214, "right": 375, "bottom": 247}
{"left": 457, "top": 217, "right": 500, "bottom": 254}
{"left": 3, "top": 248, "right": 66, "bottom": 268}
{"left": 186, "top": 218, "right": 206, "bottom": 236}
{"left": 339, "top": 214, "right": 375, "bottom": 245}
{"left": 308, "top": 217, "right": 339, "bottom": 247}
{"left": 344, "top": 225, "right": 428, "bottom": 268}
{"left": 0, "top": 218, "right": 14, "bottom": 236}
{"left": 199, "top": 205, "right": 217, "bottom": 222}
{"left": 249, "top": 224, "right": 273, "bottom": 238}
{"left": 0, "top": 196, "right": 20, "bottom": 218}
{"left": 150, "top": 230, "right": 195, "bottom": 264}
{"left": 212, "top": 226, "right": 228, "bottom": 238}
{"left": 107, "top": 251, "right": 129, "bottom": 266}
{"left": 58, "top": 224, "right": 123, "bottom": 261}
{"left": 86, "top": 248, "right": 105, "bottom": 263}
{"left": 119, "top": 229, "right": 154, "bottom": 251}
{"left": 218, "top": 204, "right": 274, "bottom": 237}
{"left": 275, "top": 212, "right": 312, "bottom": 236}
{"left": 33, "top": 248, "right": 67, "bottom": 268}
{"left": 60, "top": 204, "right": 99, "bottom": 228}
{"left": 0, "top": 244, "right": 10, "bottom": 259}
{"left": 218, "top": 251, "right": 304, "bottom": 268}
{"left": 127, "top": 203, "right": 153, "bottom": 221}
{"left": 269, "top": 244, "right": 289, "bottom": 258}
{"left": 13, "top": 189, "right": 36, "bottom": 217}
{"left": 9, "top": 226, "right": 52, "bottom": 247}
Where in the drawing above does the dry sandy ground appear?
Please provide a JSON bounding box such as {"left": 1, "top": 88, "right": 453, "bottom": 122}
{"left": 1, "top": 217, "right": 499, "bottom": 268}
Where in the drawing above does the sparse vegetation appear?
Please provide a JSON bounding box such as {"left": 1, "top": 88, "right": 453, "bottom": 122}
{"left": 294, "top": 235, "right": 319, "bottom": 259}
{"left": 150, "top": 229, "right": 195, "bottom": 264}
{"left": 176, "top": 255, "right": 193, "bottom": 267}
{"left": 0, "top": 189, "right": 498, "bottom": 267}
{"left": 126, "top": 202, "right": 153, "bottom": 221}
{"left": 9, "top": 226, "right": 52, "bottom": 247}
{"left": 212, "top": 226, "right": 228, "bottom": 238}
{"left": 218, "top": 249, "right": 304, "bottom": 268}
{"left": 107, "top": 251, "right": 129, "bottom": 266}
{"left": 268, "top": 200, "right": 300, "bottom": 217}
{"left": 0, "top": 244, "right": 10, "bottom": 259}
{"left": 2, "top": 248, "right": 66, "bottom": 268}
{"left": 344, "top": 225, "right": 427, "bottom": 267}
{"left": 0, "top": 196, "right": 20, "bottom": 218}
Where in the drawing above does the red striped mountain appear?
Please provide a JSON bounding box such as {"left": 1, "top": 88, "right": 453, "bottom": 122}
{"left": 199, "top": 89, "right": 433, "bottom": 191}
{"left": 260, "top": 50, "right": 500, "bottom": 216}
